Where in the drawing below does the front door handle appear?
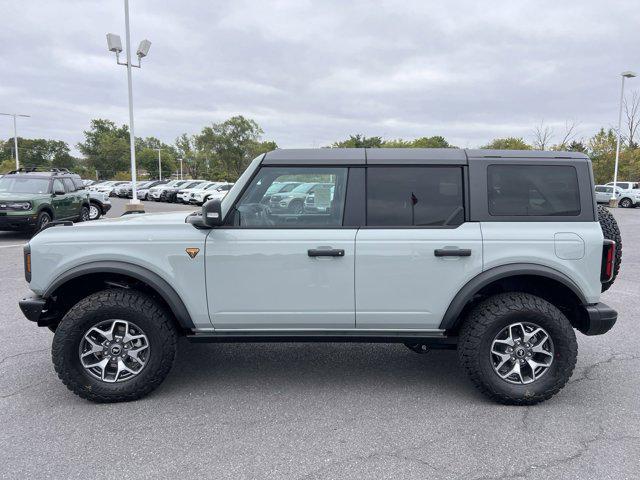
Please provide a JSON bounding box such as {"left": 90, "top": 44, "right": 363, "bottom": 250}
{"left": 308, "top": 248, "right": 345, "bottom": 257}
{"left": 434, "top": 248, "right": 471, "bottom": 257}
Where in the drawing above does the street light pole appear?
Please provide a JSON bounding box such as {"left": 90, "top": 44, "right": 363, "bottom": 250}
{"left": 179, "top": 158, "right": 183, "bottom": 180}
{"left": 611, "top": 71, "right": 637, "bottom": 207}
{"left": 106, "top": 1, "right": 151, "bottom": 213}
{"left": 0, "top": 112, "right": 30, "bottom": 170}
{"left": 123, "top": 0, "right": 138, "bottom": 204}
{"left": 155, "top": 148, "right": 162, "bottom": 180}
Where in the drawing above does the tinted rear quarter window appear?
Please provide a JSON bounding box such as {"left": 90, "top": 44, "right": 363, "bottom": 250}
{"left": 488, "top": 165, "right": 580, "bottom": 216}
{"left": 366, "top": 167, "right": 464, "bottom": 227}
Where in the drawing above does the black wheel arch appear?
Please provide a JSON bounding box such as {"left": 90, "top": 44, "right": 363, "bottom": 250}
{"left": 43, "top": 261, "right": 195, "bottom": 331}
{"left": 439, "top": 263, "right": 588, "bottom": 332}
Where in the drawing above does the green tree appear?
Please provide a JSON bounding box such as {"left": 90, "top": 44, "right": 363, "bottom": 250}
{"left": 382, "top": 136, "right": 454, "bottom": 148}
{"left": 332, "top": 134, "right": 383, "bottom": 148}
{"left": 0, "top": 138, "right": 77, "bottom": 170}
{"left": 77, "top": 119, "right": 130, "bottom": 179}
{"left": 136, "top": 137, "right": 178, "bottom": 179}
{"left": 194, "top": 116, "right": 276, "bottom": 180}
{"left": 482, "top": 137, "right": 532, "bottom": 150}
{"left": 588, "top": 128, "right": 619, "bottom": 184}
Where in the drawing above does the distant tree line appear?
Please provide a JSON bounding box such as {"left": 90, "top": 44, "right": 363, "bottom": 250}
{"left": 3, "top": 106, "right": 640, "bottom": 184}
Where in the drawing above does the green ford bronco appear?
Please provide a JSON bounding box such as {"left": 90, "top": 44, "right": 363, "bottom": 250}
{"left": 0, "top": 168, "right": 90, "bottom": 232}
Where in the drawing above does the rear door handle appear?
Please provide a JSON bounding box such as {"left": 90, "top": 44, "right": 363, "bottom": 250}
{"left": 308, "top": 248, "right": 345, "bottom": 257}
{"left": 434, "top": 248, "right": 471, "bottom": 257}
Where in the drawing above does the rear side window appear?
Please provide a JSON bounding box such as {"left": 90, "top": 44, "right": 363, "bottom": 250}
{"left": 366, "top": 167, "right": 464, "bottom": 227}
{"left": 488, "top": 165, "right": 580, "bottom": 216}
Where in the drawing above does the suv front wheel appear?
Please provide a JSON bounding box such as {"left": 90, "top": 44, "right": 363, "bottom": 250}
{"left": 458, "top": 292, "right": 577, "bottom": 405}
{"left": 52, "top": 289, "right": 178, "bottom": 402}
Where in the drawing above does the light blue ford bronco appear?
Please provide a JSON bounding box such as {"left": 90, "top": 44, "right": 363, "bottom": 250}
{"left": 19, "top": 149, "right": 621, "bottom": 404}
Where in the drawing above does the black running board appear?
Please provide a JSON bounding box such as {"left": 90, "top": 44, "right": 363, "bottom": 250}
{"left": 187, "top": 329, "right": 454, "bottom": 344}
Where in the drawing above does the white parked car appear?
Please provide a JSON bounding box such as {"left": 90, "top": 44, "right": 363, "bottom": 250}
{"left": 147, "top": 180, "right": 190, "bottom": 201}
{"left": 605, "top": 181, "right": 640, "bottom": 208}
{"left": 594, "top": 185, "right": 622, "bottom": 204}
{"left": 91, "top": 181, "right": 128, "bottom": 197}
{"left": 176, "top": 181, "right": 216, "bottom": 203}
{"left": 188, "top": 182, "right": 234, "bottom": 205}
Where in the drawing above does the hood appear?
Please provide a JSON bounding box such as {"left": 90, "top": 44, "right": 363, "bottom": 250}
{"left": 78, "top": 211, "right": 196, "bottom": 227}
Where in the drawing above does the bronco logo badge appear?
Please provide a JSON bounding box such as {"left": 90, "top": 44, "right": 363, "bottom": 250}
{"left": 185, "top": 248, "right": 200, "bottom": 259}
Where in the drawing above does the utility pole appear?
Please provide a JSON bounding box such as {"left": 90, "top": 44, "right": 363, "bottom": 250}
{"left": 0, "top": 112, "right": 30, "bottom": 170}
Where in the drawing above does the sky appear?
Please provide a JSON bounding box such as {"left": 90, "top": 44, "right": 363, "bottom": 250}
{"left": 1, "top": 0, "right": 639, "bottom": 156}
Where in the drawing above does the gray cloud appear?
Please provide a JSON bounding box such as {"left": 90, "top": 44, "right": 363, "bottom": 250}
{"left": 1, "top": 0, "right": 639, "bottom": 154}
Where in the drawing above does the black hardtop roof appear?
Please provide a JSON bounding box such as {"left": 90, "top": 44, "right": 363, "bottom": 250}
{"left": 261, "top": 148, "right": 589, "bottom": 166}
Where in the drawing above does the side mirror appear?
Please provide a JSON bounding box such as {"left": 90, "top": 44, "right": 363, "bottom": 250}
{"left": 202, "top": 198, "right": 224, "bottom": 227}
{"left": 53, "top": 189, "right": 65, "bottom": 196}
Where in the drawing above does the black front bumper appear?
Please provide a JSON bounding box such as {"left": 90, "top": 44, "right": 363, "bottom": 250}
{"left": 19, "top": 295, "right": 59, "bottom": 327}
{"left": 580, "top": 302, "right": 618, "bottom": 336}
{"left": 0, "top": 214, "right": 37, "bottom": 231}
{"left": 19, "top": 295, "right": 46, "bottom": 323}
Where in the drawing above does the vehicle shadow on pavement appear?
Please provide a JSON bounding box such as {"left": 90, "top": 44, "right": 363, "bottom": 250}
{"left": 162, "top": 341, "right": 480, "bottom": 401}
{"left": 0, "top": 231, "right": 32, "bottom": 242}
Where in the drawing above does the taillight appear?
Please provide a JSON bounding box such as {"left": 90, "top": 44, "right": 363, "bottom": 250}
{"left": 601, "top": 240, "right": 616, "bottom": 283}
{"left": 23, "top": 244, "right": 31, "bottom": 283}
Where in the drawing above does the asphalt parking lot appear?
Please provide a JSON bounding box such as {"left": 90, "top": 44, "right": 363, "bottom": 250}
{"left": 1, "top": 201, "right": 639, "bottom": 479}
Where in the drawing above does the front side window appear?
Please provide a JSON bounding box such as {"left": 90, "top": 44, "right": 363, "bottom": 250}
{"left": 232, "top": 167, "right": 347, "bottom": 227}
{"left": 488, "top": 165, "right": 580, "bottom": 216}
{"left": 53, "top": 179, "right": 65, "bottom": 193}
{"left": 366, "top": 167, "right": 464, "bottom": 227}
{"left": 62, "top": 178, "right": 76, "bottom": 192}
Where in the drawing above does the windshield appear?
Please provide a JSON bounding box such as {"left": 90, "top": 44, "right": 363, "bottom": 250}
{"left": 205, "top": 183, "right": 222, "bottom": 190}
{"left": 0, "top": 177, "right": 50, "bottom": 194}
{"left": 290, "top": 183, "right": 315, "bottom": 194}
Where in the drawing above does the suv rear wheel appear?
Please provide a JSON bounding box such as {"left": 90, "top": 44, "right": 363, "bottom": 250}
{"left": 458, "top": 292, "right": 577, "bottom": 405}
{"left": 52, "top": 289, "right": 178, "bottom": 402}
{"left": 619, "top": 197, "right": 633, "bottom": 208}
{"left": 78, "top": 205, "right": 90, "bottom": 222}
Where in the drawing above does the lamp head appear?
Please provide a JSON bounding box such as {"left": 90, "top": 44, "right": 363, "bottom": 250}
{"left": 137, "top": 39, "right": 152, "bottom": 58}
{"left": 106, "top": 33, "right": 123, "bottom": 53}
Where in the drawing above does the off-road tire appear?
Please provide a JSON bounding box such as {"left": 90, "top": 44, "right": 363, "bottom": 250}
{"left": 52, "top": 289, "right": 178, "bottom": 403}
{"left": 458, "top": 292, "right": 577, "bottom": 405}
{"left": 597, "top": 205, "right": 622, "bottom": 292}
{"left": 35, "top": 211, "right": 52, "bottom": 232}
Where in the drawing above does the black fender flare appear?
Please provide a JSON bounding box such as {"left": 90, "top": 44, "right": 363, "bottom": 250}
{"left": 438, "top": 263, "right": 588, "bottom": 330}
{"left": 43, "top": 260, "right": 195, "bottom": 330}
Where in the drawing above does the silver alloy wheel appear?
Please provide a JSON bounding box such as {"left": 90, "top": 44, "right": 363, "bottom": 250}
{"left": 89, "top": 204, "right": 100, "bottom": 220}
{"left": 78, "top": 319, "right": 150, "bottom": 383}
{"left": 490, "top": 322, "right": 554, "bottom": 385}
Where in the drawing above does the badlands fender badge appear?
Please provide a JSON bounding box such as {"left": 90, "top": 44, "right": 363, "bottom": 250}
{"left": 186, "top": 247, "right": 200, "bottom": 259}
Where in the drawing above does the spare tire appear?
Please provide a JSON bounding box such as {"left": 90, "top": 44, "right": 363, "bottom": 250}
{"left": 597, "top": 205, "right": 622, "bottom": 292}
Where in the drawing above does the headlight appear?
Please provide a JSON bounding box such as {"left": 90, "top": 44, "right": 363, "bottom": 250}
{"left": 5, "top": 202, "right": 32, "bottom": 211}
